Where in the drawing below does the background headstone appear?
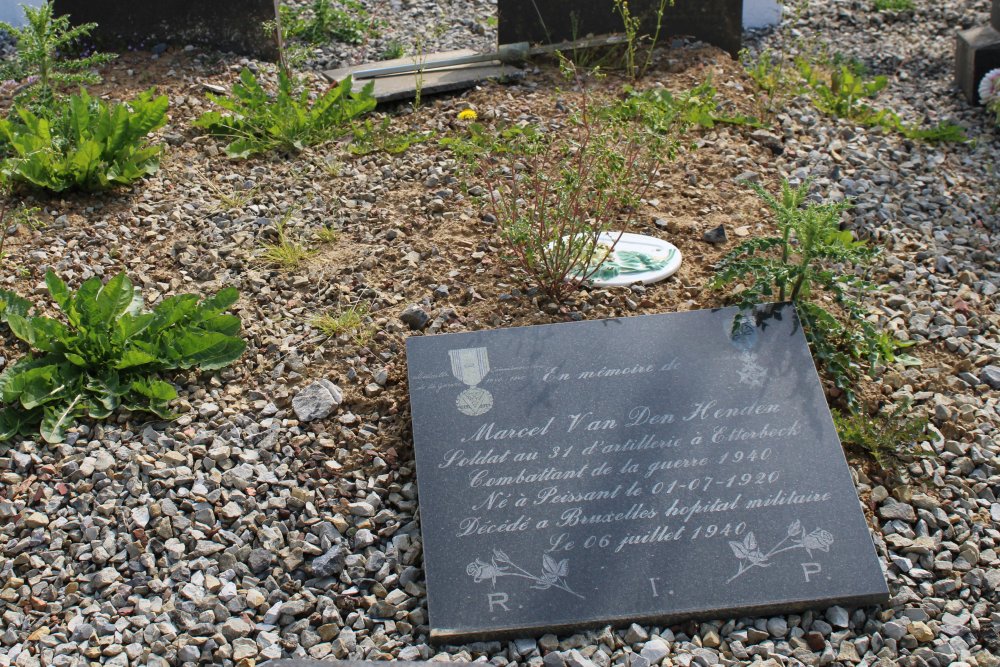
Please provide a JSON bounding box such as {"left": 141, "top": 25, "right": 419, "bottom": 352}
{"left": 52, "top": 0, "right": 278, "bottom": 59}
{"left": 497, "top": 0, "right": 744, "bottom": 57}
{"left": 744, "top": 0, "right": 782, "bottom": 29}
{"left": 407, "top": 304, "right": 888, "bottom": 642}
{"left": 0, "top": 0, "right": 44, "bottom": 27}
{"left": 955, "top": 0, "right": 1000, "bottom": 104}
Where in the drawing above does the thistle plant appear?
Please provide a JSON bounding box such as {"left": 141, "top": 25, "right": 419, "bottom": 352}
{"left": 0, "top": 1, "right": 116, "bottom": 104}
{"left": 711, "top": 180, "right": 913, "bottom": 409}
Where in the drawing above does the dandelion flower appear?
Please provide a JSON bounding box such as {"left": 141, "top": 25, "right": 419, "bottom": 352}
{"left": 979, "top": 68, "right": 1000, "bottom": 104}
{"left": 457, "top": 108, "right": 478, "bottom": 121}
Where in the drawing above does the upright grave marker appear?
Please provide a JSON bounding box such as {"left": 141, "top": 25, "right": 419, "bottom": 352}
{"left": 407, "top": 304, "right": 888, "bottom": 642}
{"left": 53, "top": 0, "right": 278, "bottom": 59}
{"left": 497, "top": 0, "right": 744, "bottom": 57}
{"left": 955, "top": 0, "right": 1000, "bottom": 104}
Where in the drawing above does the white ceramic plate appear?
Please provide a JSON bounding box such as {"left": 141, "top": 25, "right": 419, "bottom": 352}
{"left": 572, "top": 231, "right": 683, "bottom": 287}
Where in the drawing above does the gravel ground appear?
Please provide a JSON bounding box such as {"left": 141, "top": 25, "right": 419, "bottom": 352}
{"left": 1, "top": 1, "right": 1000, "bottom": 666}
{"left": 284, "top": 0, "right": 498, "bottom": 71}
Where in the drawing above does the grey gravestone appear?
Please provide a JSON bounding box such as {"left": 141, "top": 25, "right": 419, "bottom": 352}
{"left": 407, "top": 304, "right": 888, "bottom": 642}
{"left": 52, "top": 0, "right": 278, "bottom": 59}
{"left": 955, "top": 0, "right": 1000, "bottom": 104}
{"left": 497, "top": 0, "right": 744, "bottom": 57}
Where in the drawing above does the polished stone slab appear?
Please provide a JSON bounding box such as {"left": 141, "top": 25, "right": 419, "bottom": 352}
{"left": 406, "top": 304, "right": 888, "bottom": 642}
{"left": 53, "top": 0, "right": 278, "bottom": 59}
{"left": 497, "top": 0, "right": 744, "bottom": 56}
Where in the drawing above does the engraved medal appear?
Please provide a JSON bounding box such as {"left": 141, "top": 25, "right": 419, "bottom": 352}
{"left": 449, "top": 347, "right": 493, "bottom": 416}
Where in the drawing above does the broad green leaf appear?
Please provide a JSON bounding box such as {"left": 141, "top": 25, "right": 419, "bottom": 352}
{"left": 73, "top": 277, "right": 103, "bottom": 327}
{"left": 64, "top": 353, "right": 87, "bottom": 367}
{"left": 0, "top": 407, "right": 30, "bottom": 441}
{"left": 130, "top": 377, "right": 177, "bottom": 402}
{"left": 148, "top": 294, "right": 200, "bottom": 332}
{"left": 85, "top": 373, "right": 125, "bottom": 417}
{"left": 172, "top": 331, "right": 247, "bottom": 370}
{"left": 115, "top": 348, "right": 158, "bottom": 369}
{"left": 93, "top": 272, "right": 135, "bottom": 323}
{"left": 40, "top": 394, "right": 84, "bottom": 443}
{"left": 6, "top": 313, "right": 38, "bottom": 347}
{"left": 198, "top": 314, "right": 242, "bottom": 337}
{"left": 45, "top": 271, "right": 72, "bottom": 312}
{"left": 18, "top": 364, "right": 72, "bottom": 410}
{"left": 196, "top": 287, "right": 240, "bottom": 317}
{"left": 0, "top": 288, "right": 31, "bottom": 322}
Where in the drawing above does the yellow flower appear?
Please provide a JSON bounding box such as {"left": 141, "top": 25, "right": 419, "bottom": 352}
{"left": 457, "top": 108, "right": 478, "bottom": 121}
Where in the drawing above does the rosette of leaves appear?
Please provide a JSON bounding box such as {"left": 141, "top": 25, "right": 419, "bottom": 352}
{"left": 0, "top": 88, "right": 168, "bottom": 192}
{"left": 0, "top": 272, "right": 246, "bottom": 443}
{"left": 193, "top": 69, "right": 376, "bottom": 158}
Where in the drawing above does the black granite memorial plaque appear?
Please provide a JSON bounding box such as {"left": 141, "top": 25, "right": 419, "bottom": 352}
{"left": 497, "top": 0, "right": 744, "bottom": 57}
{"left": 53, "top": 0, "right": 278, "bottom": 59}
{"left": 406, "top": 304, "right": 888, "bottom": 642}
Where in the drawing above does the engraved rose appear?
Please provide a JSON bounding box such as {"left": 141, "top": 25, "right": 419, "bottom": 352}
{"left": 728, "top": 521, "right": 835, "bottom": 583}
{"left": 465, "top": 551, "right": 584, "bottom": 599}
{"left": 466, "top": 559, "right": 503, "bottom": 584}
{"left": 802, "top": 529, "right": 834, "bottom": 556}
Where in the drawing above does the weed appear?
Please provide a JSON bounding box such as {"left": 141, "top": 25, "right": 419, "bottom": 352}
{"left": 872, "top": 0, "right": 915, "bottom": 11}
{"left": 259, "top": 211, "right": 315, "bottom": 269}
{"left": 0, "top": 1, "right": 116, "bottom": 105}
{"left": 834, "top": 402, "right": 932, "bottom": 472}
{"left": 314, "top": 225, "right": 339, "bottom": 244}
{"left": 606, "top": 78, "right": 763, "bottom": 157}
{"left": 201, "top": 179, "right": 259, "bottom": 213}
{"left": 482, "top": 63, "right": 660, "bottom": 301}
{"left": 0, "top": 271, "right": 245, "bottom": 443}
{"left": 349, "top": 117, "right": 434, "bottom": 155}
{"left": 711, "top": 179, "right": 911, "bottom": 409}
{"left": 439, "top": 122, "right": 544, "bottom": 163}
{"left": 311, "top": 301, "right": 374, "bottom": 344}
{"left": 0, "top": 88, "right": 168, "bottom": 192}
{"left": 612, "top": 0, "right": 672, "bottom": 80}
{"left": 280, "top": 0, "right": 375, "bottom": 45}
{"left": 194, "top": 69, "right": 376, "bottom": 158}
{"left": 380, "top": 40, "right": 406, "bottom": 60}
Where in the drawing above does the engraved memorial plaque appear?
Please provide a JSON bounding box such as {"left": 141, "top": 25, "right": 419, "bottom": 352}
{"left": 406, "top": 304, "right": 888, "bottom": 642}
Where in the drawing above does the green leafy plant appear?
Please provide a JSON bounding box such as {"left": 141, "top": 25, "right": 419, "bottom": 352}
{"left": 483, "top": 65, "right": 659, "bottom": 301}
{"left": 872, "top": 0, "right": 914, "bottom": 11}
{"left": 0, "top": 88, "right": 167, "bottom": 192}
{"left": 0, "top": 272, "right": 245, "bottom": 443}
{"left": 606, "top": 79, "right": 763, "bottom": 157}
{"left": 194, "top": 69, "right": 376, "bottom": 158}
{"left": 280, "top": 0, "right": 375, "bottom": 45}
{"left": 0, "top": 1, "right": 116, "bottom": 104}
{"left": 711, "top": 180, "right": 909, "bottom": 409}
{"left": 795, "top": 58, "right": 965, "bottom": 142}
{"left": 314, "top": 225, "right": 339, "bottom": 244}
{"left": 380, "top": 40, "right": 406, "bottom": 61}
{"left": 612, "top": 0, "right": 672, "bottom": 80}
{"left": 311, "top": 301, "right": 375, "bottom": 344}
{"left": 259, "top": 210, "right": 315, "bottom": 268}
{"left": 440, "top": 122, "right": 543, "bottom": 163}
{"left": 349, "top": 117, "right": 434, "bottom": 155}
{"left": 834, "top": 402, "right": 931, "bottom": 472}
